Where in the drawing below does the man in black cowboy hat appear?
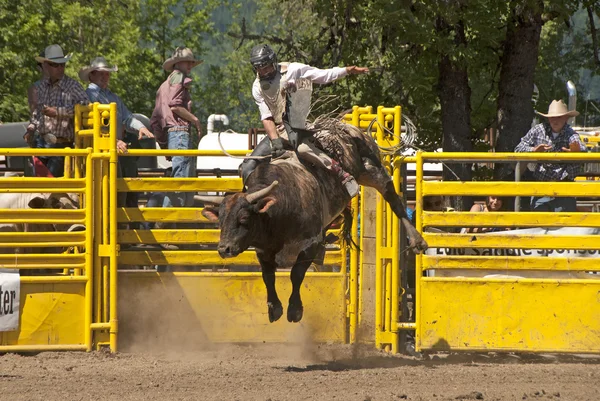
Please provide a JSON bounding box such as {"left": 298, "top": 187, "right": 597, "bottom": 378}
{"left": 515, "top": 99, "right": 586, "bottom": 212}
{"left": 28, "top": 44, "right": 89, "bottom": 177}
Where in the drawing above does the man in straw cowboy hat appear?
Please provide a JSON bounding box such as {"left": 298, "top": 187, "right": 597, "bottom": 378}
{"left": 515, "top": 99, "right": 585, "bottom": 212}
{"left": 79, "top": 56, "right": 155, "bottom": 212}
{"left": 28, "top": 44, "right": 89, "bottom": 177}
{"left": 150, "top": 46, "right": 204, "bottom": 209}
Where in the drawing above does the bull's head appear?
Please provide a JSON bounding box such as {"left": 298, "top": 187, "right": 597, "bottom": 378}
{"left": 200, "top": 181, "right": 278, "bottom": 258}
{"left": 27, "top": 193, "right": 83, "bottom": 232}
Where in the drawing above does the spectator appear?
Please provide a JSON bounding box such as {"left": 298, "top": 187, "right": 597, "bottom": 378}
{"left": 515, "top": 99, "right": 585, "bottom": 212}
{"left": 464, "top": 196, "right": 508, "bottom": 233}
{"left": 79, "top": 56, "right": 154, "bottom": 213}
{"left": 150, "top": 46, "right": 204, "bottom": 209}
{"left": 24, "top": 51, "right": 49, "bottom": 150}
{"left": 28, "top": 44, "right": 89, "bottom": 177}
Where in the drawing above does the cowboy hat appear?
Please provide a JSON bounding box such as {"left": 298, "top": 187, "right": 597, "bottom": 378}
{"left": 537, "top": 99, "right": 579, "bottom": 118}
{"left": 35, "top": 44, "right": 72, "bottom": 64}
{"left": 162, "top": 47, "right": 203, "bottom": 72}
{"left": 78, "top": 57, "right": 118, "bottom": 82}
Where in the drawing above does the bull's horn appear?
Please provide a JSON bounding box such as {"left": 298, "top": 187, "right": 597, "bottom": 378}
{"left": 246, "top": 181, "right": 279, "bottom": 203}
{"left": 194, "top": 195, "right": 225, "bottom": 205}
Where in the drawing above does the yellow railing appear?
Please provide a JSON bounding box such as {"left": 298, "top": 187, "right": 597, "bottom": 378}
{"left": 414, "top": 151, "right": 600, "bottom": 353}
{"left": 344, "top": 106, "right": 407, "bottom": 352}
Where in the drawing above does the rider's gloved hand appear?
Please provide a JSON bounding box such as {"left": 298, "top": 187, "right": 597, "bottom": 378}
{"left": 271, "top": 137, "right": 286, "bottom": 158}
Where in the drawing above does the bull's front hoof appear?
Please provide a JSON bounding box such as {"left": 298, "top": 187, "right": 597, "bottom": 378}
{"left": 267, "top": 301, "right": 283, "bottom": 322}
{"left": 287, "top": 303, "right": 304, "bottom": 323}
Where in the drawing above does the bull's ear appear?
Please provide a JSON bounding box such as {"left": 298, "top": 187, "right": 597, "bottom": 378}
{"left": 49, "top": 197, "right": 62, "bottom": 209}
{"left": 28, "top": 196, "right": 46, "bottom": 209}
{"left": 202, "top": 207, "right": 220, "bottom": 223}
{"left": 254, "top": 196, "right": 277, "bottom": 214}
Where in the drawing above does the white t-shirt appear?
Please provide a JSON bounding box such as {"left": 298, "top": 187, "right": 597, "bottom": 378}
{"left": 252, "top": 62, "right": 348, "bottom": 121}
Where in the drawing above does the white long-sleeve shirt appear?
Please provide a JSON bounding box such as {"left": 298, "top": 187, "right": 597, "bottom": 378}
{"left": 252, "top": 62, "right": 348, "bottom": 121}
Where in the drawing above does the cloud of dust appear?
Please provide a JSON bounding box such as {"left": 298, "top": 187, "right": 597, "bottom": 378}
{"left": 118, "top": 276, "right": 214, "bottom": 358}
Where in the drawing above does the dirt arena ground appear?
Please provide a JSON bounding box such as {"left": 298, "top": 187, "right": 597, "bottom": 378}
{"left": 1, "top": 342, "right": 599, "bottom": 401}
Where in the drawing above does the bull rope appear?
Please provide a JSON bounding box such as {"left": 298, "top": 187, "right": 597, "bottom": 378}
{"left": 216, "top": 129, "right": 272, "bottom": 160}
{"left": 366, "top": 115, "right": 461, "bottom": 181}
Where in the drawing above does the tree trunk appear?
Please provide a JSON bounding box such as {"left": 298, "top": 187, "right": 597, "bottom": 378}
{"left": 437, "top": 19, "right": 473, "bottom": 212}
{"left": 495, "top": 1, "right": 544, "bottom": 180}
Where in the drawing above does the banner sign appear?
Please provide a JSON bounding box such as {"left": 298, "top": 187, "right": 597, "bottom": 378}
{"left": 426, "top": 227, "right": 600, "bottom": 278}
{"left": 428, "top": 227, "right": 600, "bottom": 259}
{"left": 0, "top": 270, "right": 20, "bottom": 331}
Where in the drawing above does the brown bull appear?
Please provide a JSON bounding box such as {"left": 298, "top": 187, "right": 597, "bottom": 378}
{"left": 201, "top": 119, "right": 427, "bottom": 323}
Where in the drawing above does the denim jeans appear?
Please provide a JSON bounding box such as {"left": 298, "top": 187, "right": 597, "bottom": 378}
{"left": 40, "top": 142, "right": 72, "bottom": 177}
{"left": 530, "top": 196, "right": 577, "bottom": 212}
{"left": 162, "top": 129, "right": 197, "bottom": 208}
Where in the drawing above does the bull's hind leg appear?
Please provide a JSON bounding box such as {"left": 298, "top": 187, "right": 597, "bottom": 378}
{"left": 257, "top": 253, "right": 283, "bottom": 322}
{"left": 288, "top": 242, "right": 322, "bottom": 323}
{"left": 358, "top": 158, "right": 428, "bottom": 254}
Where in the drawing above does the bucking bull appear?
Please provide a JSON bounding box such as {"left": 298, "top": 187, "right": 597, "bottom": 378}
{"left": 201, "top": 118, "right": 427, "bottom": 323}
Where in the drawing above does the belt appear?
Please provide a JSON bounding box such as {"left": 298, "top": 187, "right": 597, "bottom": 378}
{"left": 167, "top": 126, "right": 190, "bottom": 132}
{"left": 55, "top": 137, "right": 73, "bottom": 144}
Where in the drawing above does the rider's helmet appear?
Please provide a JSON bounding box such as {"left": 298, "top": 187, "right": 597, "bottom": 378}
{"left": 250, "top": 44, "right": 278, "bottom": 80}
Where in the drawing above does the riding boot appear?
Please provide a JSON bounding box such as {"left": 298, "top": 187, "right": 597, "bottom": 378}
{"left": 239, "top": 136, "right": 273, "bottom": 185}
{"left": 330, "top": 159, "right": 359, "bottom": 197}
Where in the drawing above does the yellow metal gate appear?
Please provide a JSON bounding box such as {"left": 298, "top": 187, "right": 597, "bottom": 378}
{"left": 414, "top": 151, "right": 600, "bottom": 353}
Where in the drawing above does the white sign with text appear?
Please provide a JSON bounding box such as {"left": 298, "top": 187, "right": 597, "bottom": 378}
{"left": 427, "top": 227, "right": 600, "bottom": 278}
{"left": 0, "top": 270, "right": 20, "bottom": 331}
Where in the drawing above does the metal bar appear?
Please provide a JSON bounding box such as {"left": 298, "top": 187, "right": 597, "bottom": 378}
{"left": 358, "top": 186, "right": 365, "bottom": 327}
{"left": 422, "top": 181, "right": 600, "bottom": 197}
{"left": 375, "top": 178, "right": 384, "bottom": 349}
{"left": 93, "top": 158, "right": 102, "bottom": 329}
{"left": 0, "top": 149, "right": 89, "bottom": 156}
{"left": 422, "top": 276, "right": 600, "bottom": 285}
{"left": 0, "top": 264, "right": 85, "bottom": 269}
{"left": 349, "top": 196, "right": 359, "bottom": 344}
{"left": 420, "top": 151, "right": 600, "bottom": 162}
{"left": 19, "top": 276, "right": 88, "bottom": 283}
{"left": 415, "top": 151, "right": 424, "bottom": 352}
{"left": 390, "top": 149, "right": 401, "bottom": 354}
{"left": 0, "top": 241, "right": 85, "bottom": 247}
{"left": 0, "top": 254, "right": 85, "bottom": 263}
{"left": 118, "top": 250, "right": 343, "bottom": 266}
{"left": 0, "top": 209, "right": 85, "bottom": 222}
{"left": 422, "top": 211, "right": 600, "bottom": 227}
{"left": 84, "top": 152, "right": 94, "bottom": 351}
{"left": 117, "top": 229, "right": 221, "bottom": 244}
{"left": 515, "top": 161, "right": 521, "bottom": 211}
{"left": 423, "top": 255, "right": 600, "bottom": 271}
{"left": 109, "top": 102, "right": 118, "bottom": 353}
{"left": 118, "top": 177, "right": 242, "bottom": 192}
{"left": 102, "top": 152, "right": 109, "bottom": 325}
{"left": 90, "top": 322, "right": 111, "bottom": 330}
{"left": 384, "top": 260, "right": 392, "bottom": 338}
{"left": 124, "top": 149, "right": 251, "bottom": 157}
{"left": 120, "top": 271, "right": 344, "bottom": 278}
{"left": 422, "top": 233, "right": 600, "bottom": 249}
{"left": 0, "top": 344, "right": 88, "bottom": 352}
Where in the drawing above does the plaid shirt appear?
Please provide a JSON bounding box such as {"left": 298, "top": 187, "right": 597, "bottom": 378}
{"left": 29, "top": 75, "right": 89, "bottom": 141}
{"left": 514, "top": 122, "right": 585, "bottom": 182}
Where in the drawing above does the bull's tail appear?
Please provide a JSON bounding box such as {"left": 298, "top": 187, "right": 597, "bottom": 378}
{"left": 340, "top": 206, "right": 359, "bottom": 251}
